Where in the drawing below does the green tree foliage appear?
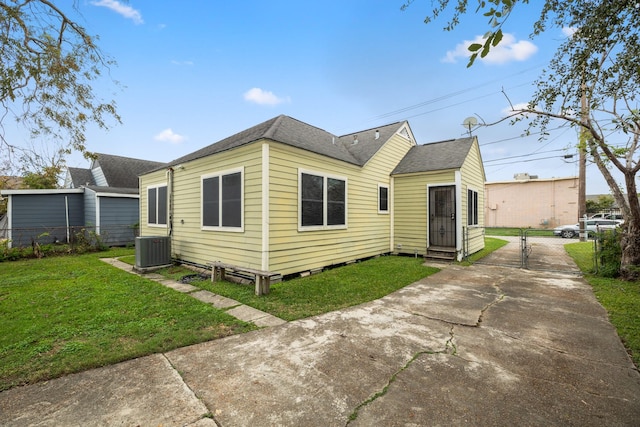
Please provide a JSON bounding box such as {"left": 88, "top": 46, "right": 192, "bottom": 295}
{"left": 0, "top": 0, "right": 120, "bottom": 163}
{"left": 586, "top": 195, "right": 615, "bottom": 214}
{"left": 406, "top": 0, "right": 640, "bottom": 279}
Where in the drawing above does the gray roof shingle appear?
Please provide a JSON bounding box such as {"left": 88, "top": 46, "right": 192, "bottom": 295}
{"left": 66, "top": 167, "right": 95, "bottom": 187}
{"left": 392, "top": 137, "right": 475, "bottom": 175}
{"left": 92, "top": 154, "right": 165, "bottom": 188}
{"left": 159, "top": 115, "right": 406, "bottom": 170}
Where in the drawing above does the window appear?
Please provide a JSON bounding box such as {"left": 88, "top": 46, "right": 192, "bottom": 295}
{"left": 147, "top": 185, "right": 167, "bottom": 226}
{"left": 202, "top": 168, "right": 243, "bottom": 230}
{"left": 467, "top": 188, "right": 479, "bottom": 226}
{"left": 300, "top": 170, "right": 347, "bottom": 229}
{"left": 378, "top": 184, "right": 389, "bottom": 213}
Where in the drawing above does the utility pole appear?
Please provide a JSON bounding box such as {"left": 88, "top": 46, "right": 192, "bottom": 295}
{"left": 578, "top": 81, "right": 588, "bottom": 241}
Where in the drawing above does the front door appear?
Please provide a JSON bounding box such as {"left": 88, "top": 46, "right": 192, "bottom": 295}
{"left": 429, "top": 186, "right": 456, "bottom": 248}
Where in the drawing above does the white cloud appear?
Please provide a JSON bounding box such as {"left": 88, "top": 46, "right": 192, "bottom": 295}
{"left": 442, "top": 33, "right": 537, "bottom": 65}
{"left": 243, "top": 88, "right": 290, "bottom": 106}
{"left": 91, "top": 0, "right": 143, "bottom": 25}
{"left": 154, "top": 128, "right": 187, "bottom": 144}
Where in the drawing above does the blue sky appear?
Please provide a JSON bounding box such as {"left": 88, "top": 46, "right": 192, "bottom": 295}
{"left": 15, "top": 1, "right": 622, "bottom": 194}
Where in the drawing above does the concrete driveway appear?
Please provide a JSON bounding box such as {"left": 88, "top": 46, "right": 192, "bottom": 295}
{"left": 1, "top": 247, "right": 639, "bottom": 426}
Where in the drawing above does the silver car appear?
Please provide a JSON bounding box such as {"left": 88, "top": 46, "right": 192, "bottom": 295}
{"left": 553, "top": 219, "right": 622, "bottom": 238}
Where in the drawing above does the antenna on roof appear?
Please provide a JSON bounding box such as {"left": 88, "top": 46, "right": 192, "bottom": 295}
{"left": 462, "top": 116, "right": 479, "bottom": 137}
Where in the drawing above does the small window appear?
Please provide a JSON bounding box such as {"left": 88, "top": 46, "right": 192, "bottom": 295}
{"left": 378, "top": 184, "right": 389, "bottom": 213}
{"left": 467, "top": 188, "right": 479, "bottom": 226}
{"left": 299, "top": 170, "right": 347, "bottom": 230}
{"left": 147, "top": 184, "right": 167, "bottom": 226}
{"left": 202, "top": 168, "right": 243, "bottom": 230}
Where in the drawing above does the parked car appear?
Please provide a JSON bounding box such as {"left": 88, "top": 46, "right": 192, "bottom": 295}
{"left": 589, "top": 213, "right": 624, "bottom": 221}
{"left": 553, "top": 219, "right": 622, "bottom": 238}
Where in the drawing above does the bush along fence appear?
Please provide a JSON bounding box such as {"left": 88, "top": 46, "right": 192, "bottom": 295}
{"left": 592, "top": 229, "right": 622, "bottom": 277}
{"left": 0, "top": 224, "right": 138, "bottom": 261}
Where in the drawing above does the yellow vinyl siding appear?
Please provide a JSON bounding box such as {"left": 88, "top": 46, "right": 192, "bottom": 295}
{"left": 460, "top": 139, "right": 485, "bottom": 254}
{"left": 268, "top": 133, "right": 413, "bottom": 275}
{"left": 393, "top": 171, "right": 455, "bottom": 255}
{"left": 140, "top": 143, "right": 264, "bottom": 270}
{"left": 139, "top": 170, "right": 169, "bottom": 236}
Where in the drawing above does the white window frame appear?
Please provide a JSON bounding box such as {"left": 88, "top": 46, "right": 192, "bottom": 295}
{"left": 298, "top": 168, "right": 348, "bottom": 231}
{"left": 201, "top": 167, "right": 244, "bottom": 232}
{"left": 378, "top": 184, "right": 389, "bottom": 214}
{"left": 147, "top": 183, "right": 168, "bottom": 227}
{"left": 467, "top": 187, "right": 479, "bottom": 226}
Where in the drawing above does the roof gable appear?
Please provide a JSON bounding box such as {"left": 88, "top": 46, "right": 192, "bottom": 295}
{"left": 160, "top": 115, "right": 408, "bottom": 171}
{"left": 66, "top": 167, "right": 95, "bottom": 188}
{"left": 392, "top": 137, "right": 475, "bottom": 175}
{"left": 92, "top": 153, "right": 165, "bottom": 188}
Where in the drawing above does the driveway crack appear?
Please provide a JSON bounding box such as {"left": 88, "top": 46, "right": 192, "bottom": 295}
{"left": 346, "top": 327, "right": 456, "bottom": 425}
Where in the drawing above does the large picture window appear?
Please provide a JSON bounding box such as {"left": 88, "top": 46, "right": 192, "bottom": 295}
{"left": 300, "top": 170, "right": 347, "bottom": 229}
{"left": 468, "top": 188, "right": 479, "bottom": 226}
{"left": 202, "top": 168, "right": 243, "bottom": 230}
{"left": 378, "top": 184, "right": 389, "bottom": 213}
{"left": 147, "top": 184, "right": 167, "bottom": 226}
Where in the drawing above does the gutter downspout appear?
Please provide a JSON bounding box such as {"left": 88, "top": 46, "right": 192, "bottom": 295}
{"left": 65, "top": 196, "right": 70, "bottom": 243}
{"left": 166, "top": 167, "right": 174, "bottom": 238}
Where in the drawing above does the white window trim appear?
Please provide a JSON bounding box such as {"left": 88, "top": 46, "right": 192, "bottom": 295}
{"left": 378, "top": 183, "right": 389, "bottom": 214}
{"left": 201, "top": 166, "right": 244, "bottom": 232}
{"left": 298, "top": 168, "right": 348, "bottom": 231}
{"left": 147, "top": 183, "right": 168, "bottom": 228}
{"left": 467, "top": 186, "right": 480, "bottom": 226}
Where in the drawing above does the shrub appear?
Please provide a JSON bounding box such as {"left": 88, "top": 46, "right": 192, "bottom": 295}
{"left": 596, "top": 230, "right": 621, "bottom": 278}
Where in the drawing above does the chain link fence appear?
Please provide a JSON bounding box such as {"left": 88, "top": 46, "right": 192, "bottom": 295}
{"left": 0, "top": 224, "right": 138, "bottom": 250}
{"left": 462, "top": 227, "right": 618, "bottom": 274}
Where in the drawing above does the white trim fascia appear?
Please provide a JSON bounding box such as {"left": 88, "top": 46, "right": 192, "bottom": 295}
{"left": 261, "top": 143, "right": 270, "bottom": 270}
{"left": 455, "top": 170, "right": 463, "bottom": 260}
{"left": 6, "top": 194, "right": 12, "bottom": 248}
{"left": 95, "top": 192, "right": 101, "bottom": 234}
{"left": 0, "top": 189, "right": 84, "bottom": 195}
{"left": 390, "top": 177, "right": 395, "bottom": 253}
{"left": 95, "top": 192, "right": 139, "bottom": 199}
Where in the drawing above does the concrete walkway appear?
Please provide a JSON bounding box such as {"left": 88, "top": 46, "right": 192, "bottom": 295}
{"left": 100, "top": 258, "right": 286, "bottom": 328}
{"left": 1, "top": 252, "right": 639, "bottom": 426}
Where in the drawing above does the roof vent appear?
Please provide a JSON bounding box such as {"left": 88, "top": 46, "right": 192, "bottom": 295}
{"left": 375, "top": 130, "right": 380, "bottom": 140}
{"left": 352, "top": 135, "right": 358, "bottom": 145}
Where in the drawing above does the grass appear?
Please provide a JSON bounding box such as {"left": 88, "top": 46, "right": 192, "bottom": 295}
{"left": 485, "top": 227, "right": 555, "bottom": 237}
{"left": 156, "top": 256, "right": 440, "bottom": 321}
{"left": 0, "top": 251, "right": 438, "bottom": 391}
{"left": 565, "top": 242, "right": 640, "bottom": 368}
{"left": 0, "top": 248, "right": 256, "bottom": 392}
{"left": 461, "top": 237, "right": 509, "bottom": 264}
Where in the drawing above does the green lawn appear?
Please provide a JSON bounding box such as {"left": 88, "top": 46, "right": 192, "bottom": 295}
{"left": 0, "top": 248, "right": 255, "bottom": 391}
{"left": 148, "top": 255, "right": 440, "bottom": 321}
{"left": 565, "top": 242, "right": 640, "bottom": 368}
{"left": 485, "top": 227, "right": 555, "bottom": 237}
{"left": 0, "top": 251, "right": 438, "bottom": 391}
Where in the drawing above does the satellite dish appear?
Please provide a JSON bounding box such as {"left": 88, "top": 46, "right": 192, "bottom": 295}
{"left": 462, "top": 116, "right": 478, "bottom": 136}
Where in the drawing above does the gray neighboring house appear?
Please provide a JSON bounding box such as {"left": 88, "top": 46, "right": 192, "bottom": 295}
{"left": 1, "top": 153, "right": 164, "bottom": 248}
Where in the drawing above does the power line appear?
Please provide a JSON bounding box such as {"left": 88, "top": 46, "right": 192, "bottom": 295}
{"left": 485, "top": 154, "right": 577, "bottom": 167}
{"left": 484, "top": 148, "right": 569, "bottom": 163}
{"left": 371, "top": 64, "right": 543, "bottom": 121}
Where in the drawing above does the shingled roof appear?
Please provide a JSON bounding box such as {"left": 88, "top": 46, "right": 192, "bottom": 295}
{"left": 392, "top": 137, "right": 475, "bottom": 175}
{"left": 161, "top": 115, "right": 406, "bottom": 170}
{"left": 91, "top": 153, "right": 165, "bottom": 188}
{"left": 66, "top": 167, "right": 95, "bottom": 187}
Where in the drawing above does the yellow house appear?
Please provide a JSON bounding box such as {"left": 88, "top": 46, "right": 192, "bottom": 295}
{"left": 138, "top": 115, "right": 485, "bottom": 278}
